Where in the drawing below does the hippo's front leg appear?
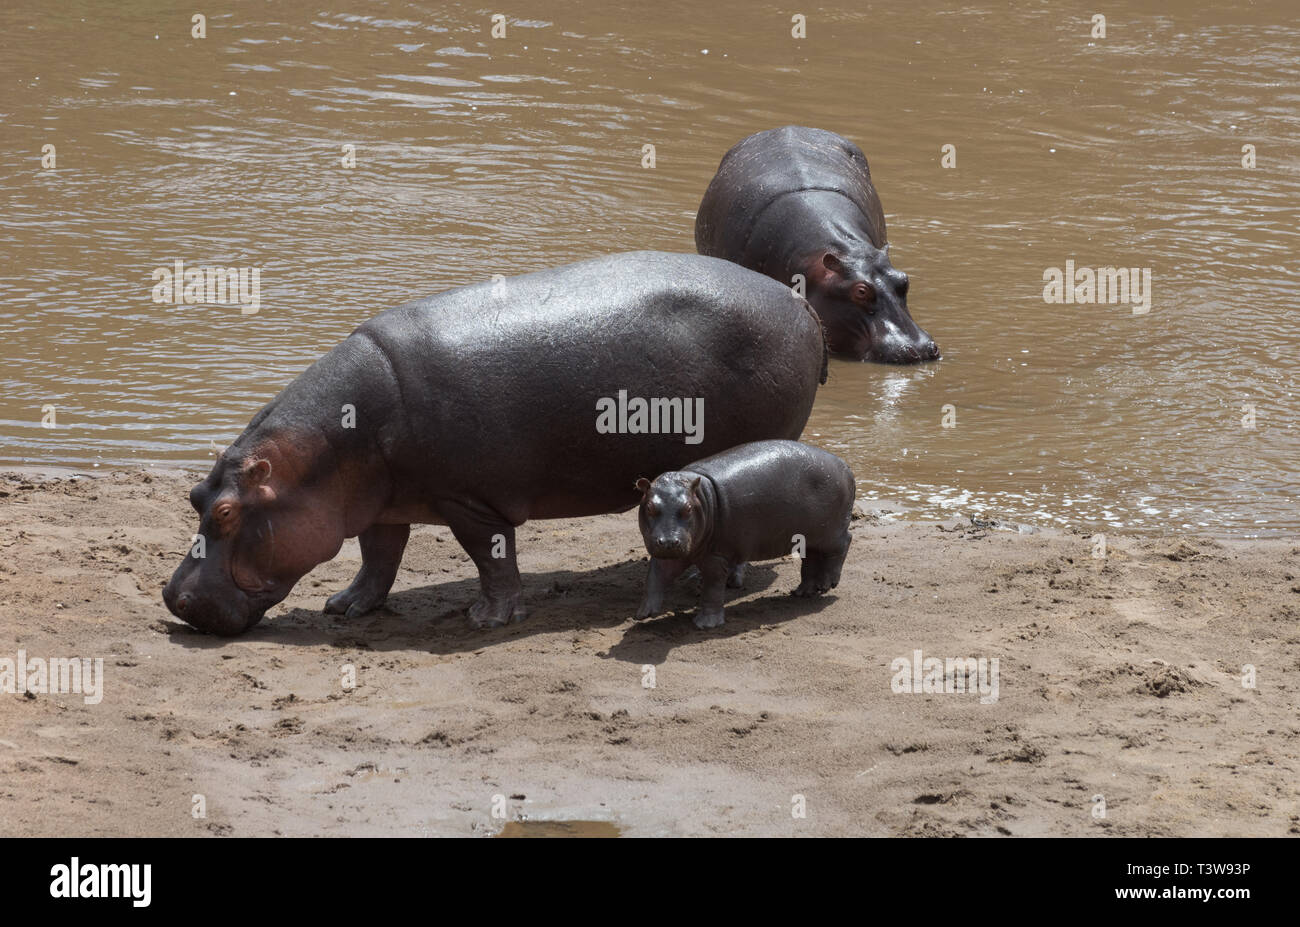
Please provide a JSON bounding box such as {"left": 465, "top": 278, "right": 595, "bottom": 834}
{"left": 325, "top": 523, "right": 411, "bottom": 618}
{"left": 636, "top": 557, "right": 688, "bottom": 619}
{"left": 443, "top": 500, "right": 526, "bottom": 629}
{"left": 694, "top": 555, "right": 731, "bottom": 629}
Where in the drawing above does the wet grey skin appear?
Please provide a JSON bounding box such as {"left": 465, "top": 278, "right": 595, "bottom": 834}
{"left": 696, "top": 125, "right": 941, "bottom": 364}
{"left": 635, "top": 439, "right": 856, "bottom": 629}
{"left": 162, "top": 252, "right": 827, "bottom": 636}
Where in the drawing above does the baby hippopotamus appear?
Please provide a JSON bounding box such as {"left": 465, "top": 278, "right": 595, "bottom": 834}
{"left": 634, "top": 440, "right": 855, "bottom": 629}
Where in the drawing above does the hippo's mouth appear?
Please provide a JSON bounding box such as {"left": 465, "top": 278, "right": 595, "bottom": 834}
{"left": 862, "top": 320, "right": 942, "bottom": 365}
{"left": 871, "top": 341, "right": 942, "bottom": 364}
{"left": 645, "top": 539, "right": 692, "bottom": 559}
{"left": 162, "top": 580, "right": 274, "bottom": 636}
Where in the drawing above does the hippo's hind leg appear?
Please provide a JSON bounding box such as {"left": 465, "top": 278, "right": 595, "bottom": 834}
{"left": 443, "top": 500, "right": 526, "bottom": 629}
{"left": 636, "top": 557, "right": 689, "bottom": 619}
{"left": 726, "top": 562, "right": 747, "bottom": 589}
{"left": 325, "top": 523, "right": 411, "bottom": 618}
{"left": 794, "top": 531, "right": 851, "bottom": 597}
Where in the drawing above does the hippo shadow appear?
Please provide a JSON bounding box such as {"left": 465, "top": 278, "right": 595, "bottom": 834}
{"left": 603, "top": 579, "right": 842, "bottom": 665}
{"left": 165, "top": 557, "right": 804, "bottom": 656}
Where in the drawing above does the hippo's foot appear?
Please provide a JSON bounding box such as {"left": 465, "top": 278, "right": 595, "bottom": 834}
{"left": 468, "top": 593, "right": 527, "bottom": 629}
{"left": 693, "top": 606, "right": 726, "bottom": 629}
{"left": 635, "top": 597, "right": 663, "bottom": 621}
{"left": 325, "top": 523, "right": 409, "bottom": 619}
{"left": 637, "top": 558, "right": 688, "bottom": 621}
{"left": 792, "top": 580, "right": 831, "bottom": 598}
{"left": 324, "top": 580, "right": 390, "bottom": 619}
{"left": 726, "top": 562, "right": 747, "bottom": 589}
{"left": 794, "top": 551, "right": 843, "bottom": 597}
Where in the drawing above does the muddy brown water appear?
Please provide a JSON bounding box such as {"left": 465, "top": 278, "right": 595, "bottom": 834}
{"left": 1, "top": 1, "right": 1297, "bottom": 535}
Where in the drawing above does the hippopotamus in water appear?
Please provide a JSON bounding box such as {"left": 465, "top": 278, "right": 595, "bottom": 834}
{"left": 695, "top": 126, "right": 940, "bottom": 364}
{"left": 634, "top": 440, "right": 855, "bottom": 629}
{"left": 162, "top": 251, "right": 827, "bottom": 636}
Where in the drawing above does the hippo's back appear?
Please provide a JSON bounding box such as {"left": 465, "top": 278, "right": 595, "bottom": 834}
{"left": 689, "top": 439, "right": 856, "bottom": 551}
{"left": 356, "top": 252, "right": 828, "bottom": 522}
{"left": 695, "top": 126, "right": 888, "bottom": 259}
{"left": 690, "top": 439, "right": 855, "bottom": 505}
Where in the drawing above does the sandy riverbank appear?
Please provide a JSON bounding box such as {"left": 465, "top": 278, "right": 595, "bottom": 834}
{"left": 1, "top": 469, "right": 1297, "bottom": 836}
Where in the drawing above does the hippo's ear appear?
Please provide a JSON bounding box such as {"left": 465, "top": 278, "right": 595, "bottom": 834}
{"left": 821, "top": 252, "right": 848, "bottom": 278}
{"left": 243, "top": 458, "right": 276, "bottom": 502}
{"left": 635, "top": 477, "right": 651, "bottom": 494}
{"left": 688, "top": 476, "right": 702, "bottom": 498}
{"left": 244, "top": 458, "right": 272, "bottom": 483}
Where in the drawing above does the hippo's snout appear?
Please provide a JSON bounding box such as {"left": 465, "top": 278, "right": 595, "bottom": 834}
{"left": 645, "top": 532, "right": 691, "bottom": 559}
{"left": 866, "top": 312, "right": 941, "bottom": 365}
{"left": 901, "top": 337, "right": 942, "bottom": 364}
{"left": 163, "top": 570, "right": 265, "bottom": 636}
{"left": 873, "top": 340, "right": 941, "bottom": 365}
{"left": 163, "top": 584, "right": 189, "bottom": 617}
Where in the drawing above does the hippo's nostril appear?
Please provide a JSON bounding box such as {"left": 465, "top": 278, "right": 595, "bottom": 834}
{"left": 174, "top": 593, "right": 191, "bottom": 617}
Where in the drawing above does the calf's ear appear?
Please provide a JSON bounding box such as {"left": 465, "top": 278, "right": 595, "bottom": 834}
{"left": 635, "top": 477, "right": 651, "bottom": 494}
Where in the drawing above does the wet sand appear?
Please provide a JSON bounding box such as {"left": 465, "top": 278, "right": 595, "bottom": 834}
{"left": 1, "top": 469, "right": 1297, "bottom": 836}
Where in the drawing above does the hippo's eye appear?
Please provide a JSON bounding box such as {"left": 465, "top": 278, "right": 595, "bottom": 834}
{"left": 645, "top": 502, "right": 659, "bottom": 517}
{"left": 851, "top": 282, "right": 876, "bottom": 310}
{"left": 214, "top": 501, "right": 235, "bottom": 523}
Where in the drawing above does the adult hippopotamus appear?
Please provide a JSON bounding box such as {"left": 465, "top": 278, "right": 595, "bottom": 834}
{"left": 162, "top": 251, "right": 827, "bottom": 636}
{"left": 695, "top": 126, "right": 940, "bottom": 364}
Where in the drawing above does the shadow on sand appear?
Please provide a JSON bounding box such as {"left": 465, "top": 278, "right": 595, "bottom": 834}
{"left": 165, "top": 557, "right": 841, "bottom": 663}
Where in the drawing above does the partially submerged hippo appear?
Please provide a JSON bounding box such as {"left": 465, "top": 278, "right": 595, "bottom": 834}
{"left": 696, "top": 126, "right": 940, "bottom": 364}
{"left": 635, "top": 440, "right": 855, "bottom": 629}
{"left": 163, "top": 251, "right": 827, "bottom": 636}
